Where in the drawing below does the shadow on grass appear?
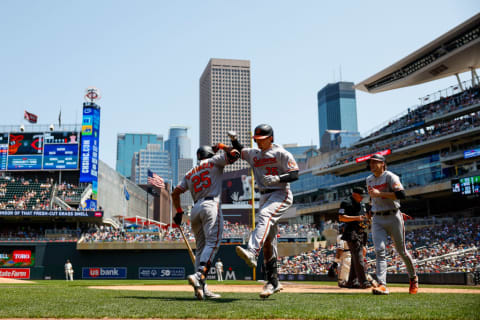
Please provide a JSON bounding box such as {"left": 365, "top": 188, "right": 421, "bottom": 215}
{"left": 119, "top": 296, "right": 239, "bottom": 303}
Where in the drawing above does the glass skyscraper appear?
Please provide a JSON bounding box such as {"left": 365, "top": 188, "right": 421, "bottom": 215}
{"left": 317, "top": 82, "right": 360, "bottom": 151}
{"left": 116, "top": 133, "right": 164, "bottom": 179}
{"left": 165, "top": 126, "right": 191, "bottom": 186}
{"left": 131, "top": 144, "right": 171, "bottom": 185}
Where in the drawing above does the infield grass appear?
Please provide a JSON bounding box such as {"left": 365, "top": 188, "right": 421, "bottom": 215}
{"left": 0, "top": 280, "right": 479, "bottom": 319}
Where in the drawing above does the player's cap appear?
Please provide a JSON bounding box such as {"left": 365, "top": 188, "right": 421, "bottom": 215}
{"left": 352, "top": 187, "right": 365, "bottom": 195}
{"left": 368, "top": 154, "right": 386, "bottom": 162}
{"left": 252, "top": 124, "right": 273, "bottom": 140}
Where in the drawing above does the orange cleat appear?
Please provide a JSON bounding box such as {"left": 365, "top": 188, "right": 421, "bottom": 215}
{"left": 372, "top": 284, "right": 389, "bottom": 295}
{"left": 409, "top": 276, "right": 419, "bottom": 294}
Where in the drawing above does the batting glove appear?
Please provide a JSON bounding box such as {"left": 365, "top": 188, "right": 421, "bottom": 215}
{"left": 263, "top": 175, "right": 280, "bottom": 186}
{"left": 173, "top": 211, "right": 183, "bottom": 225}
{"left": 227, "top": 130, "right": 237, "bottom": 141}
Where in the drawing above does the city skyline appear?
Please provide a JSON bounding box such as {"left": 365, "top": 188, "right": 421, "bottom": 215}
{"left": 0, "top": 2, "right": 478, "bottom": 170}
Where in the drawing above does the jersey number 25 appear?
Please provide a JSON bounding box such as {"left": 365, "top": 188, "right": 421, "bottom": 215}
{"left": 192, "top": 171, "right": 211, "bottom": 192}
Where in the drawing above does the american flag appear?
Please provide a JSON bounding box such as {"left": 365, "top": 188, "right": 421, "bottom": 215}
{"left": 147, "top": 169, "right": 165, "bottom": 188}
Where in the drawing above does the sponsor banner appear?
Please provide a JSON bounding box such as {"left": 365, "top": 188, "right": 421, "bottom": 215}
{"left": 138, "top": 267, "right": 185, "bottom": 280}
{"left": 82, "top": 267, "right": 127, "bottom": 279}
{"left": 79, "top": 105, "right": 100, "bottom": 184}
{"left": 0, "top": 248, "right": 35, "bottom": 267}
{"left": 221, "top": 238, "right": 243, "bottom": 245}
{"left": 392, "top": 121, "right": 424, "bottom": 134}
{"left": 0, "top": 268, "right": 30, "bottom": 279}
{"left": 464, "top": 149, "right": 480, "bottom": 159}
{"left": 277, "top": 237, "right": 308, "bottom": 243}
{"left": 0, "top": 210, "right": 103, "bottom": 218}
{"left": 355, "top": 149, "right": 391, "bottom": 163}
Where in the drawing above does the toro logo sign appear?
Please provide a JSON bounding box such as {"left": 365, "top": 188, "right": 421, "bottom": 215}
{"left": 13, "top": 250, "right": 31, "bottom": 263}
{"left": 82, "top": 267, "right": 127, "bottom": 279}
{"left": 0, "top": 268, "right": 30, "bottom": 279}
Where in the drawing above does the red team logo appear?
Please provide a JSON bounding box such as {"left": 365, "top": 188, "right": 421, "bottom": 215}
{"left": 89, "top": 268, "right": 100, "bottom": 277}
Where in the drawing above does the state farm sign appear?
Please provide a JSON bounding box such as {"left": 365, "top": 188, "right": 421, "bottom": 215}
{"left": 0, "top": 268, "right": 30, "bottom": 279}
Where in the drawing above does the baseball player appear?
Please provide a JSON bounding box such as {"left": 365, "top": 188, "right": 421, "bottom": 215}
{"left": 228, "top": 124, "right": 299, "bottom": 298}
{"left": 335, "top": 232, "right": 351, "bottom": 287}
{"left": 366, "top": 154, "right": 418, "bottom": 295}
{"left": 171, "top": 145, "right": 239, "bottom": 300}
{"left": 215, "top": 258, "right": 224, "bottom": 281}
{"left": 64, "top": 259, "right": 74, "bottom": 281}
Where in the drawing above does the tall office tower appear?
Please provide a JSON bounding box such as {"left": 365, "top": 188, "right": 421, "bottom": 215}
{"left": 116, "top": 133, "right": 164, "bottom": 179}
{"left": 199, "top": 58, "right": 251, "bottom": 172}
{"left": 317, "top": 82, "right": 360, "bottom": 152}
{"left": 178, "top": 158, "right": 194, "bottom": 209}
{"left": 131, "top": 144, "right": 171, "bottom": 185}
{"left": 165, "top": 126, "right": 191, "bottom": 186}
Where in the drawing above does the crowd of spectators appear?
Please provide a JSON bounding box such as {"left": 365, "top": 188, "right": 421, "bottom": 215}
{"left": 0, "top": 176, "right": 52, "bottom": 210}
{"left": 0, "top": 224, "right": 85, "bottom": 242}
{"left": 278, "top": 218, "right": 480, "bottom": 275}
{"left": 319, "top": 85, "right": 480, "bottom": 170}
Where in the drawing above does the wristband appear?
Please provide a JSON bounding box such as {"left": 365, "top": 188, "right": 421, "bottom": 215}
{"left": 176, "top": 207, "right": 183, "bottom": 214}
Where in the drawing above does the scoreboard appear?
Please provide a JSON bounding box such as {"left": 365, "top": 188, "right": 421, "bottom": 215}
{"left": 0, "top": 131, "right": 80, "bottom": 171}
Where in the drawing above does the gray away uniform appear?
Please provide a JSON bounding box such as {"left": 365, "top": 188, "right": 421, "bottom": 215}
{"left": 366, "top": 170, "right": 416, "bottom": 285}
{"left": 241, "top": 143, "right": 299, "bottom": 261}
{"left": 177, "top": 153, "right": 229, "bottom": 270}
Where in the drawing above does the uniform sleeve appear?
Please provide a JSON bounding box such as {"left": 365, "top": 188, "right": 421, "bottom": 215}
{"left": 241, "top": 148, "right": 253, "bottom": 165}
{"left": 284, "top": 151, "right": 299, "bottom": 172}
{"left": 212, "top": 153, "right": 228, "bottom": 167}
{"left": 388, "top": 172, "right": 404, "bottom": 191}
{"left": 177, "top": 175, "right": 188, "bottom": 192}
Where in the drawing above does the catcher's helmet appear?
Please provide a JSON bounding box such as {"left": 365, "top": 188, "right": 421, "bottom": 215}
{"left": 253, "top": 124, "right": 274, "bottom": 140}
{"left": 197, "top": 145, "right": 215, "bottom": 160}
{"left": 366, "top": 154, "right": 386, "bottom": 170}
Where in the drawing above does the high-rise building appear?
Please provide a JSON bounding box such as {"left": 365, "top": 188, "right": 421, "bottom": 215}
{"left": 199, "top": 58, "right": 251, "bottom": 171}
{"left": 177, "top": 158, "right": 194, "bottom": 209}
{"left": 165, "top": 126, "right": 191, "bottom": 186}
{"left": 317, "top": 82, "right": 360, "bottom": 152}
{"left": 116, "top": 133, "right": 163, "bottom": 179}
{"left": 131, "top": 144, "right": 171, "bottom": 185}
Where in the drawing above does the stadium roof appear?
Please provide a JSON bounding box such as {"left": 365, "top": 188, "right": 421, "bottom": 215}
{"left": 355, "top": 13, "right": 480, "bottom": 93}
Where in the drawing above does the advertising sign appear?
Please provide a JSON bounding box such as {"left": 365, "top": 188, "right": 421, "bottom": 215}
{"left": 464, "top": 149, "right": 480, "bottom": 159}
{"left": 79, "top": 105, "right": 100, "bottom": 184}
{"left": 82, "top": 267, "right": 127, "bottom": 279}
{"left": 0, "top": 268, "right": 30, "bottom": 279}
{"left": 0, "top": 210, "right": 103, "bottom": 218}
{"left": 0, "top": 249, "right": 35, "bottom": 267}
{"left": 0, "top": 131, "right": 80, "bottom": 171}
{"left": 355, "top": 149, "right": 392, "bottom": 163}
{"left": 138, "top": 267, "right": 185, "bottom": 280}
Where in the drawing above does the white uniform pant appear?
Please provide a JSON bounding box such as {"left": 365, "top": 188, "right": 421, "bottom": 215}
{"left": 65, "top": 270, "right": 73, "bottom": 281}
{"left": 190, "top": 199, "right": 223, "bottom": 270}
{"left": 216, "top": 269, "right": 223, "bottom": 281}
{"left": 338, "top": 251, "right": 351, "bottom": 285}
{"left": 372, "top": 211, "right": 416, "bottom": 285}
{"left": 247, "top": 189, "right": 293, "bottom": 262}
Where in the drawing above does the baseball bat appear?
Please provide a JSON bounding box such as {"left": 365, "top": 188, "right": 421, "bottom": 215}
{"left": 178, "top": 226, "right": 196, "bottom": 265}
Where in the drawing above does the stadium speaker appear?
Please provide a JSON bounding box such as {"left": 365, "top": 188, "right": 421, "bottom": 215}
{"left": 20, "top": 124, "right": 25, "bottom": 132}
{"left": 49, "top": 124, "right": 54, "bottom": 131}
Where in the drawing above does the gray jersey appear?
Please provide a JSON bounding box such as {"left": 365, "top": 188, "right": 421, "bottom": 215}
{"left": 241, "top": 143, "right": 298, "bottom": 190}
{"left": 177, "top": 153, "right": 229, "bottom": 202}
{"left": 366, "top": 170, "right": 404, "bottom": 212}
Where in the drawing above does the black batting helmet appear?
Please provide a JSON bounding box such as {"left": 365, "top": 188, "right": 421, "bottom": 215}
{"left": 197, "top": 145, "right": 215, "bottom": 160}
{"left": 366, "top": 154, "right": 386, "bottom": 170}
{"left": 253, "top": 124, "right": 274, "bottom": 141}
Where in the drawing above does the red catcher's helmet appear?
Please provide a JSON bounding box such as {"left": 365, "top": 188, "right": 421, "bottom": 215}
{"left": 253, "top": 124, "right": 274, "bottom": 140}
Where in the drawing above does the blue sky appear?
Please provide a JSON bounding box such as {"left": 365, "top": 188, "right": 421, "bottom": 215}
{"left": 1, "top": 1, "right": 478, "bottom": 169}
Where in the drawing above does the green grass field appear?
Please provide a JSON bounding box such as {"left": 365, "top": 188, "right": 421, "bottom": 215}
{"left": 1, "top": 280, "right": 479, "bottom": 319}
